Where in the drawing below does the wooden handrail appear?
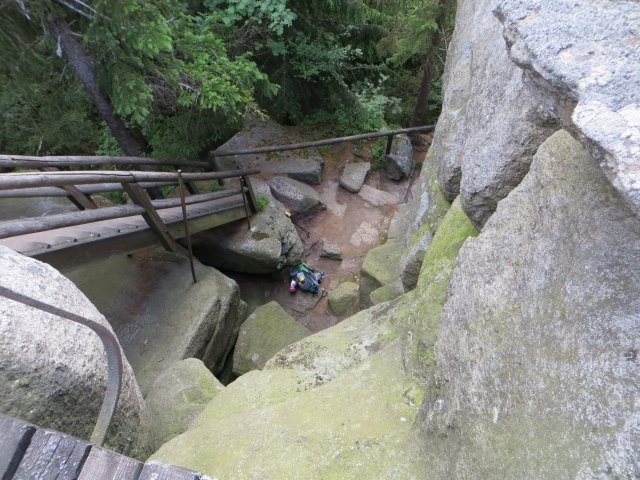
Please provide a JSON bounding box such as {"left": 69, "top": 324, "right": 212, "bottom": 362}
{"left": 211, "top": 125, "right": 435, "bottom": 157}
{"left": 0, "top": 154, "right": 211, "bottom": 169}
{"left": 0, "top": 169, "right": 260, "bottom": 191}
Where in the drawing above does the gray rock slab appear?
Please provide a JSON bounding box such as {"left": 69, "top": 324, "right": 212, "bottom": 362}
{"left": 233, "top": 301, "right": 312, "bottom": 376}
{"left": 145, "top": 358, "right": 224, "bottom": 452}
{"left": 358, "top": 185, "right": 400, "bottom": 207}
{"left": 496, "top": 0, "right": 640, "bottom": 217}
{"left": 211, "top": 115, "right": 325, "bottom": 185}
{"left": 327, "top": 282, "right": 358, "bottom": 316}
{"left": 339, "top": 162, "right": 371, "bottom": 193}
{"left": 433, "top": 0, "right": 558, "bottom": 228}
{"left": 416, "top": 130, "right": 640, "bottom": 478}
{"left": 189, "top": 186, "right": 304, "bottom": 274}
{"left": 319, "top": 240, "right": 342, "bottom": 260}
{"left": 268, "top": 176, "right": 325, "bottom": 217}
{"left": 0, "top": 246, "right": 148, "bottom": 458}
{"left": 384, "top": 135, "right": 414, "bottom": 181}
{"left": 62, "top": 247, "right": 244, "bottom": 392}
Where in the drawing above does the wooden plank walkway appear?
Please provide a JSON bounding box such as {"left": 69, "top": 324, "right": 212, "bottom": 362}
{"left": 0, "top": 414, "right": 211, "bottom": 480}
{"left": 0, "top": 193, "right": 248, "bottom": 268}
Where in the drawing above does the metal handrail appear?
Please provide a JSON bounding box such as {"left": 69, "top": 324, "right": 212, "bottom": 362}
{"left": 0, "top": 285, "right": 122, "bottom": 447}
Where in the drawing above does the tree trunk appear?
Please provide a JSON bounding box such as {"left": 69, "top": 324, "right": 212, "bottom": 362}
{"left": 409, "top": 0, "right": 451, "bottom": 146}
{"left": 49, "top": 18, "right": 163, "bottom": 198}
{"left": 49, "top": 19, "right": 144, "bottom": 157}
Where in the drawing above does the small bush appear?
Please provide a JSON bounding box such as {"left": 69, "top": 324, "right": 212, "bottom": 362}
{"left": 257, "top": 196, "right": 270, "bottom": 211}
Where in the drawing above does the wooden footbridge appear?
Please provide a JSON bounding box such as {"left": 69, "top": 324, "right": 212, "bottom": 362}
{"left": 0, "top": 155, "right": 260, "bottom": 268}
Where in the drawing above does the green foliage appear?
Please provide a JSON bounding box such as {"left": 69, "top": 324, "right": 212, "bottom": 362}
{"left": 206, "top": 0, "right": 295, "bottom": 35}
{"left": 97, "top": 190, "right": 127, "bottom": 205}
{"left": 370, "top": 138, "right": 387, "bottom": 170}
{"left": 257, "top": 195, "right": 270, "bottom": 211}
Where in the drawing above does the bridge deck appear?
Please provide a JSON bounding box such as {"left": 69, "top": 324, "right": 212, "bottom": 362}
{"left": 0, "top": 414, "right": 210, "bottom": 480}
{"left": 0, "top": 192, "right": 248, "bottom": 268}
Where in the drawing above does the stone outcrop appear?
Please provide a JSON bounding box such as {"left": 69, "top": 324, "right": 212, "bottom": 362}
{"left": 327, "top": 281, "right": 358, "bottom": 316}
{"left": 495, "top": 0, "right": 640, "bottom": 217}
{"left": 0, "top": 246, "right": 148, "bottom": 458}
{"left": 232, "top": 301, "right": 311, "bottom": 375}
{"left": 339, "top": 162, "right": 371, "bottom": 193}
{"left": 210, "top": 115, "right": 324, "bottom": 185}
{"left": 384, "top": 134, "right": 414, "bottom": 181}
{"left": 433, "top": 0, "right": 558, "bottom": 228}
{"left": 358, "top": 241, "right": 403, "bottom": 308}
{"left": 358, "top": 185, "right": 400, "bottom": 207}
{"left": 145, "top": 358, "right": 224, "bottom": 452}
{"left": 413, "top": 131, "right": 640, "bottom": 478}
{"left": 189, "top": 181, "right": 304, "bottom": 274}
{"left": 267, "top": 176, "right": 325, "bottom": 217}
{"left": 319, "top": 239, "right": 342, "bottom": 260}
{"left": 63, "top": 247, "right": 244, "bottom": 391}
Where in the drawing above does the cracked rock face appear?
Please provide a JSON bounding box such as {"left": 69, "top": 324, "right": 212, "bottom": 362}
{"left": 433, "top": 0, "right": 558, "bottom": 229}
{"left": 415, "top": 131, "right": 640, "bottom": 478}
{"left": 495, "top": 0, "right": 640, "bottom": 217}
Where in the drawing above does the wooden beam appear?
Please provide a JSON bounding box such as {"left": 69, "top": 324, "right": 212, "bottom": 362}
{"left": 0, "top": 182, "right": 177, "bottom": 199}
{"left": 211, "top": 125, "right": 435, "bottom": 157}
{"left": 0, "top": 415, "right": 36, "bottom": 480}
{"left": 0, "top": 204, "right": 145, "bottom": 239}
{"left": 12, "top": 429, "right": 90, "bottom": 480}
{"left": 40, "top": 167, "right": 97, "bottom": 210}
{"left": 0, "top": 155, "right": 210, "bottom": 169}
{"left": 122, "top": 183, "right": 178, "bottom": 253}
{"left": 150, "top": 188, "right": 242, "bottom": 210}
{"left": 0, "top": 169, "right": 260, "bottom": 191}
{"left": 77, "top": 446, "right": 143, "bottom": 480}
{"left": 242, "top": 176, "right": 259, "bottom": 214}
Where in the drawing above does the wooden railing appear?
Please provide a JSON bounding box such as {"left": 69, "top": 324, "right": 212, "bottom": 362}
{"left": 0, "top": 157, "right": 260, "bottom": 255}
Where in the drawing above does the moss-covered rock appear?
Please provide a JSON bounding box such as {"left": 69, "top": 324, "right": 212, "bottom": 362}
{"left": 397, "top": 148, "right": 451, "bottom": 291}
{"left": 232, "top": 301, "right": 311, "bottom": 375}
{"left": 358, "top": 241, "right": 403, "bottom": 309}
{"left": 413, "top": 131, "right": 640, "bottom": 478}
{"left": 150, "top": 342, "right": 422, "bottom": 480}
{"left": 145, "top": 358, "right": 224, "bottom": 452}
{"left": 327, "top": 281, "right": 358, "bottom": 315}
{"left": 370, "top": 280, "right": 404, "bottom": 306}
{"left": 401, "top": 197, "right": 478, "bottom": 382}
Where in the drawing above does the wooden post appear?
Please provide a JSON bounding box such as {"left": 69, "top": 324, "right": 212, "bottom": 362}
{"left": 122, "top": 183, "right": 178, "bottom": 253}
{"left": 243, "top": 176, "right": 259, "bottom": 214}
{"left": 385, "top": 135, "right": 394, "bottom": 156}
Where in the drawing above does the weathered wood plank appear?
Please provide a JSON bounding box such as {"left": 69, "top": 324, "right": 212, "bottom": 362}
{"left": 0, "top": 170, "right": 260, "bottom": 191}
{"left": 0, "top": 205, "right": 145, "bottom": 240}
{"left": 138, "top": 462, "right": 200, "bottom": 480}
{"left": 122, "top": 184, "right": 178, "bottom": 253}
{"left": 12, "top": 429, "right": 90, "bottom": 480}
{"left": 77, "top": 447, "right": 142, "bottom": 480}
{"left": 0, "top": 155, "right": 210, "bottom": 169}
{"left": 0, "top": 415, "right": 36, "bottom": 480}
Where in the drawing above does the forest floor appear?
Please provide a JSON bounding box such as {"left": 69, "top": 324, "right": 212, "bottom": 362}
{"left": 228, "top": 139, "right": 429, "bottom": 333}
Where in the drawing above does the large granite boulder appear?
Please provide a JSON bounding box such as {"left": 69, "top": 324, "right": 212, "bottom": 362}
{"left": 384, "top": 134, "right": 414, "bottom": 181}
{"left": 433, "top": 0, "right": 558, "bottom": 228}
{"left": 63, "top": 247, "right": 244, "bottom": 391}
{"left": 496, "top": 0, "right": 640, "bottom": 217}
{"left": 359, "top": 241, "right": 403, "bottom": 309}
{"left": 0, "top": 246, "right": 148, "bottom": 458}
{"left": 189, "top": 182, "right": 304, "bottom": 274}
{"left": 210, "top": 115, "right": 324, "bottom": 185}
{"left": 232, "top": 301, "right": 312, "bottom": 375}
{"left": 397, "top": 148, "right": 452, "bottom": 291}
{"left": 145, "top": 358, "right": 224, "bottom": 452}
{"left": 327, "top": 281, "right": 359, "bottom": 316}
{"left": 267, "top": 176, "right": 325, "bottom": 217}
{"left": 339, "top": 162, "right": 371, "bottom": 193}
{"left": 413, "top": 130, "right": 640, "bottom": 478}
